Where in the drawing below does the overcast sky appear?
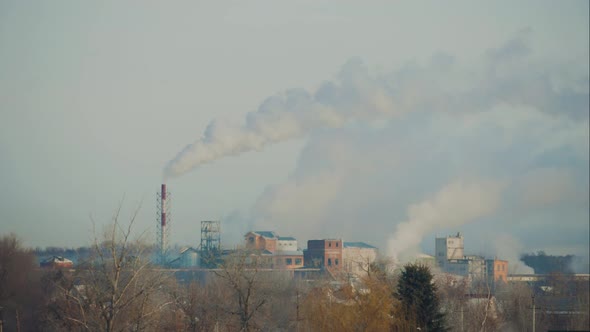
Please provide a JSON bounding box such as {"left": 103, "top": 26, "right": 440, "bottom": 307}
{"left": 1, "top": 1, "right": 588, "bottom": 269}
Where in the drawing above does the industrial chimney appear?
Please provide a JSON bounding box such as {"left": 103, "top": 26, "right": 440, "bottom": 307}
{"left": 157, "top": 183, "right": 170, "bottom": 265}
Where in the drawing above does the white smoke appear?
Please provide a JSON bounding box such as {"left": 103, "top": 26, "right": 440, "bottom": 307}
{"left": 492, "top": 234, "right": 535, "bottom": 274}
{"left": 387, "top": 180, "right": 504, "bottom": 263}
{"left": 164, "top": 58, "right": 396, "bottom": 178}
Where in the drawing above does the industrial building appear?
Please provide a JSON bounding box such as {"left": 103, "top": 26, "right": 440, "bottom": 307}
{"left": 342, "top": 242, "right": 379, "bottom": 276}
{"left": 244, "top": 231, "right": 304, "bottom": 269}
{"left": 156, "top": 185, "right": 379, "bottom": 276}
{"left": 304, "top": 239, "right": 343, "bottom": 269}
{"left": 304, "top": 239, "right": 378, "bottom": 277}
{"left": 435, "top": 232, "right": 508, "bottom": 285}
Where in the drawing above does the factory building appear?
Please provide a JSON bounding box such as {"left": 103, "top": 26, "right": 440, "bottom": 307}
{"left": 342, "top": 242, "right": 378, "bottom": 276}
{"left": 245, "top": 231, "right": 279, "bottom": 252}
{"left": 486, "top": 258, "right": 508, "bottom": 282}
{"left": 304, "top": 239, "right": 378, "bottom": 277}
{"left": 304, "top": 239, "right": 343, "bottom": 269}
{"left": 169, "top": 247, "right": 200, "bottom": 268}
{"left": 435, "top": 233, "right": 508, "bottom": 285}
{"left": 442, "top": 256, "right": 486, "bottom": 280}
{"left": 244, "top": 231, "right": 304, "bottom": 269}
{"left": 435, "top": 232, "right": 464, "bottom": 266}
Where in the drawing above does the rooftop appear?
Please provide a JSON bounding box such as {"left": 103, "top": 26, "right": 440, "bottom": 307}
{"left": 344, "top": 242, "right": 377, "bottom": 249}
{"left": 274, "top": 250, "right": 304, "bottom": 256}
{"left": 249, "top": 231, "right": 278, "bottom": 239}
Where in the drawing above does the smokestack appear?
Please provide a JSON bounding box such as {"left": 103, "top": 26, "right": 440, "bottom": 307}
{"left": 161, "top": 184, "right": 166, "bottom": 227}
{"left": 157, "top": 183, "right": 170, "bottom": 265}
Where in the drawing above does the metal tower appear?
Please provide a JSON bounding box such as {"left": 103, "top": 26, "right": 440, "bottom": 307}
{"left": 157, "top": 184, "right": 171, "bottom": 265}
{"left": 200, "top": 220, "right": 221, "bottom": 267}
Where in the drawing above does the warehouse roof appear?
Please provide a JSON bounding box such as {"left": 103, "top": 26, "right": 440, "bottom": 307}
{"left": 343, "top": 242, "right": 377, "bottom": 249}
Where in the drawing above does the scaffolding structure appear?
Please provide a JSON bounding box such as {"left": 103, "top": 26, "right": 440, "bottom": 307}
{"left": 199, "top": 220, "right": 221, "bottom": 267}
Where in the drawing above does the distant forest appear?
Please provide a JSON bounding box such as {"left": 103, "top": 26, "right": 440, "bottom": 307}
{"left": 520, "top": 251, "right": 576, "bottom": 274}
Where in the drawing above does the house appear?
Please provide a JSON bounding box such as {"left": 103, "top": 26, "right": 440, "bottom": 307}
{"left": 40, "top": 256, "right": 74, "bottom": 269}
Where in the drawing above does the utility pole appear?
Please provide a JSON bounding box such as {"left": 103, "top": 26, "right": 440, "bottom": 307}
{"left": 532, "top": 294, "right": 535, "bottom": 332}
{"left": 460, "top": 305, "right": 464, "bottom": 332}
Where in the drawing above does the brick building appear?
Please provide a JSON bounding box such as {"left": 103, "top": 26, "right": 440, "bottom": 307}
{"left": 486, "top": 259, "right": 508, "bottom": 283}
{"left": 244, "top": 231, "right": 304, "bottom": 269}
{"left": 245, "top": 231, "right": 278, "bottom": 252}
{"left": 304, "top": 239, "right": 343, "bottom": 269}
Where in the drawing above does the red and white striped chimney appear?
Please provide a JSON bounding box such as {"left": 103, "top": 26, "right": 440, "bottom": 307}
{"left": 161, "top": 184, "right": 167, "bottom": 227}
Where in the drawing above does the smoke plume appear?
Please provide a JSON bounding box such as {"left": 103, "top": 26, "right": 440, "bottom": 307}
{"left": 387, "top": 180, "right": 504, "bottom": 263}
{"left": 164, "top": 58, "right": 396, "bottom": 178}
{"left": 492, "top": 234, "right": 535, "bottom": 274}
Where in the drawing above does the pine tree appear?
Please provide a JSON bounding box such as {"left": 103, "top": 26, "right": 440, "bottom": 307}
{"left": 397, "top": 263, "right": 446, "bottom": 331}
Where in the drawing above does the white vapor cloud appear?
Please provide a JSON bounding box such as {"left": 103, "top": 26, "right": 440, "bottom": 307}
{"left": 492, "top": 234, "right": 535, "bottom": 274}
{"left": 387, "top": 180, "right": 504, "bottom": 263}
{"left": 166, "top": 30, "right": 588, "bottom": 267}
{"left": 164, "top": 58, "right": 396, "bottom": 178}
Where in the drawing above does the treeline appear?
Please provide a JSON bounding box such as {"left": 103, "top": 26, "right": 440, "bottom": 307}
{"left": 520, "top": 251, "right": 577, "bottom": 274}
{"left": 2, "top": 227, "right": 589, "bottom": 331}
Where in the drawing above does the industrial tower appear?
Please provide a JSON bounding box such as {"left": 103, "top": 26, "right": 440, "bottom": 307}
{"left": 199, "top": 220, "right": 221, "bottom": 267}
{"left": 157, "top": 184, "right": 171, "bottom": 265}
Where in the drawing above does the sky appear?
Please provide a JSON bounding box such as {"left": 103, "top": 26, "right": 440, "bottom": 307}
{"left": 1, "top": 1, "right": 588, "bottom": 271}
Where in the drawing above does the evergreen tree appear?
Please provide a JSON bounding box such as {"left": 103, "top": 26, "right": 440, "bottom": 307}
{"left": 397, "top": 263, "right": 446, "bottom": 331}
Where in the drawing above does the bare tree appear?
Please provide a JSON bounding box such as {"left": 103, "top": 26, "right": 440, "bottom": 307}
{"left": 495, "top": 281, "right": 533, "bottom": 331}
{"left": 43, "top": 204, "right": 173, "bottom": 332}
{"left": 168, "top": 278, "right": 229, "bottom": 332}
{"left": 0, "top": 234, "right": 43, "bottom": 331}
{"left": 436, "top": 274, "right": 469, "bottom": 331}
{"left": 213, "top": 250, "right": 269, "bottom": 332}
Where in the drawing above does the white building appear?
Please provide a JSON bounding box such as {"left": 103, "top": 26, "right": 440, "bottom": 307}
{"left": 342, "top": 242, "right": 378, "bottom": 277}
{"left": 277, "top": 236, "right": 298, "bottom": 252}
{"left": 436, "top": 233, "right": 487, "bottom": 281}
{"left": 435, "top": 232, "right": 464, "bottom": 266}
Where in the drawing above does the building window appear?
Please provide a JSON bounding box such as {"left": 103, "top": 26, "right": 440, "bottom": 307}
{"left": 329, "top": 242, "right": 332, "bottom": 247}
{"left": 286, "top": 258, "right": 292, "bottom": 265}
{"left": 335, "top": 259, "right": 339, "bottom": 265}
{"left": 295, "top": 258, "right": 302, "bottom": 265}
{"left": 328, "top": 258, "right": 332, "bottom": 266}
{"left": 249, "top": 237, "right": 254, "bottom": 243}
{"left": 336, "top": 242, "right": 339, "bottom": 247}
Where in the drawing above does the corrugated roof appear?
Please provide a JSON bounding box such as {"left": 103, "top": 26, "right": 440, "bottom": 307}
{"left": 343, "top": 242, "right": 377, "bottom": 249}
{"left": 179, "top": 247, "right": 198, "bottom": 255}
{"left": 278, "top": 236, "right": 296, "bottom": 241}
